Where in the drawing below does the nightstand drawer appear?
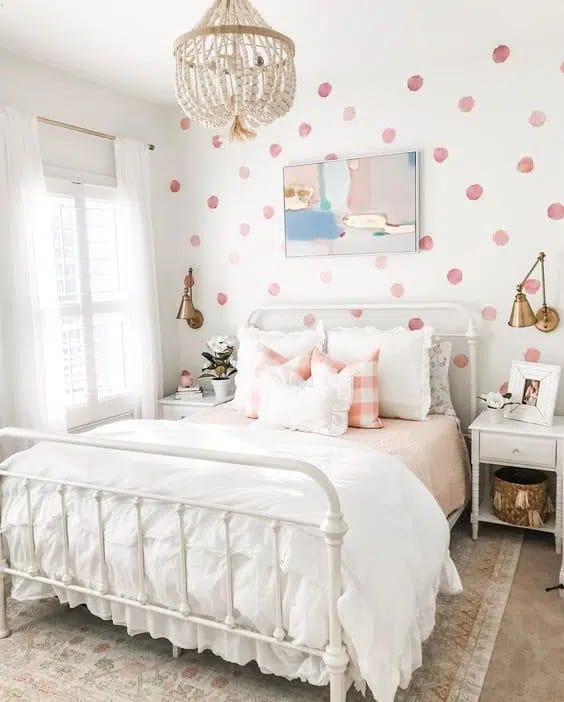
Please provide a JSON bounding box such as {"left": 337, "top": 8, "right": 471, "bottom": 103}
{"left": 479, "top": 433, "right": 557, "bottom": 468}
{"left": 160, "top": 405, "right": 198, "bottom": 421}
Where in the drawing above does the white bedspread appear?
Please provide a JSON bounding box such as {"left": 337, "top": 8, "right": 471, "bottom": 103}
{"left": 0, "top": 421, "right": 461, "bottom": 702}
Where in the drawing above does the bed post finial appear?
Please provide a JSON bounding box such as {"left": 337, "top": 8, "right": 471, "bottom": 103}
{"left": 0, "top": 534, "right": 11, "bottom": 639}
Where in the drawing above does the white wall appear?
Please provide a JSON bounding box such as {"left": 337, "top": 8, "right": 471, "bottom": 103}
{"left": 170, "top": 0, "right": 564, "bottom": 412}
{"left": 0, "top": 49, "right": 181, "bottom": 392}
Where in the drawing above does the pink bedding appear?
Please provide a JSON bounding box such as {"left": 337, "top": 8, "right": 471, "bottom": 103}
{"left": 183, "top": 404, "right": 469, "bottom": 517}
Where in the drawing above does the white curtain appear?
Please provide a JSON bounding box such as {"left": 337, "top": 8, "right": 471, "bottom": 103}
{"left": 0, "top": 106, "right": 66, "bottom": 432}
{"left": 115, "top": 138, "right": 163, "bottom": 419}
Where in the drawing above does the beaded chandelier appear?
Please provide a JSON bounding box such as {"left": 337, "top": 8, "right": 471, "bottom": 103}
{"left": 174, "top": 0, "right": 296, "bottom": 141}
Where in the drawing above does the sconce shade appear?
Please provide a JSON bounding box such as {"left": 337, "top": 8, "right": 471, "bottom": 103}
{"left": 176, "top": 293, "right": 196, "bottom": 320}
{"left": 508, "top": 292, "right": 537, "bottom": 328}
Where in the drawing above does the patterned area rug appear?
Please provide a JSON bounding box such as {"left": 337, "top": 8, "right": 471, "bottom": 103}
{"left": 0, "top": 525, "right": 522, "bottom": 702}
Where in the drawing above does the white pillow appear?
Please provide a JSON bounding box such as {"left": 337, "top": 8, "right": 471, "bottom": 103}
{"left": 258, "top": 370, "right": 353, "bottom": 436}
{"left": 429, "top": 340, "right": 456, "bottom": 416}
{"left": 233, "top": 323, "right": 325, "bottom": 410}
{"left": 326, "top": 326, "right": 433, "bottom": 420}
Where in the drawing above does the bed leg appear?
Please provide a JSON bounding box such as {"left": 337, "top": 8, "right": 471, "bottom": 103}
{"left": 0, "top": 565, "right": 10, "bottom": 639}
{"left": 328, "top": 665, "right": 348, "bottom": 702}
{"left": 172, "top": 644, "right": 182, "bottom": 659}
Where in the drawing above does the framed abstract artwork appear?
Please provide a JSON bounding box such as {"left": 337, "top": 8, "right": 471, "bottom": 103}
{"left": 283, "top": 150, "right": 419, "bottom": 258}
{"left": 504, "top": 361, "right": 561, "bottom": 426}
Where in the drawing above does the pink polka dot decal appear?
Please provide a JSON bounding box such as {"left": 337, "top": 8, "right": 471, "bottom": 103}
{"left": 343, "top": 106, "right": 356, "bottom": 121}
{"left": 529, "top": 110, "right": 546, "bottom": 127}
{"left": 299, "top": 122, "right": 312, "bottom": 137}
{"left": 263, "top": 205, "right": 275, "bottom": 219}
{"left": 433, "top": 147, "right": 448, "bottom": 163}
{"left": 492, "top": 229, "right": 510, "bottom": 246}
{"left": 350, "top": 309, "right": 363, "bottom": 318}
{"left": 318, "top": 82, "right": 332, "bottom": 98}
{"left": 325, "top": 153, "right": 339, "bottom": 160}
{"left": 170, "top": 179, "right": 181, "bottom": 193}
{"left": 303, "top": 313, "right": 316, "bottom": 327}
{"left": 499, "top": 381, "right": 509, "bottom": 395}
{"left": 217, "top": 292, "right": 228, "bottom": 305}
{"left": 270, "top": 143, "right": 282, "bottom": 158}
{"left": 524, "top": 347, "right": 541, "bottom": 363}
{"left": 382, "top": 128, "right": 396, "bottom": 144}
{"left": 458, "top": 96, "right": 475, "bottom": 113}
{"left": 228, "top": 251, "right": 239, "bottom": 264}
{"left": 320, "top": 270, "right": 333, "bottom": 284}
{"left": 419, "top": 235, "right": 433, "bottom": 251}
{"left": 239, "top": 166, "right": 250, "bottom": 179}
{"left": 374, "top": 255, "right": 387, "bottom": 269}
{"left": 547, "top": 203, "right": 564, "bottom": 219}
{"left": 517, "top": 156, "right": 534, "bottom": 173}
{"left": 408, "top": 317, "right": 424, "bottom": 331}
{"left": 180, "top": 117, "right": 191, "bottom": 130}
{"left": 212, "top": 135, "right": 222, "bottom": 148}
{"left": 523, "top": 278, "right": 540, "bottom": 294}
{"left": 447, "top": 268, "right": 463, "bottom": 285}
{"left": 481, "top": 306, "right": 497, "bottom": 321}
{"left": 190, "top": 235, "right": 201, "bottom": 247}
{"left": 240, "top": 222, "right": 250, "bottom": 236}
{"left": 407, "top": 75, "right": 423, "bottom": 91}
{"left": 466, "top": 184, "right": 483, "bottom": 200}
{"left": 390, "top": 283, "right": 405, "bottom": 298}
{"left": 207, "top": 195, "right": 218, "bottom": 209}
{"left": 453, "top": 354, "right": 469, "bottom": 368}
{"left": 268, "top": 282, "right": 280, "bottom": 296}
{"left": 561, "top": 61, "right": 564, "bottom": 73}
{"left": 492, "top": 44, "right": 510, "bottom": 63}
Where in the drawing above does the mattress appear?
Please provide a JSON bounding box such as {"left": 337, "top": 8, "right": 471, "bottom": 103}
{"left": 184, "top": 404, "right": 470, "bottom": 517}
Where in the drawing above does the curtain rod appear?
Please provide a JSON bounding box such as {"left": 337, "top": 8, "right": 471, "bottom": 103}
{"left": 37, "top": 116, "right": 156, "bottom": 151}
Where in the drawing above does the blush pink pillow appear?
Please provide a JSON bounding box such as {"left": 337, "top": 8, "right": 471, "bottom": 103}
{"left": 246, "top": 344, "right": 313, "bottom": 418}
{"left": 311, "top": 348, "right": 383, "bottom": 429}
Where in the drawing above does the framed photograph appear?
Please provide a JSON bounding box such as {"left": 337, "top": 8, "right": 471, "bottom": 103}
{"left": 504, "top": 361, "right": 561, "bottom": 426}
{"left": 283, "top": 150, "right": 419, "bottom": 258}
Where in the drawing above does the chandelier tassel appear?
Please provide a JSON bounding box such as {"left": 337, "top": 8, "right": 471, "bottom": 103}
{"left": 229, "top": 115, "right": 256, "bottom": 142}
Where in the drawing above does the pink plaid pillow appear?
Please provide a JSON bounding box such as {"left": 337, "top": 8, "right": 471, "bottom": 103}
{"left": 311, "top": 348, "right": 383, "bottom": 429}
{"left": 246, "top": 344, "right": 313, "bottom": 418}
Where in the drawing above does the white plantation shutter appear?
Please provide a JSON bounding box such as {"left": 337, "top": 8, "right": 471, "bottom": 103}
{"left": 48, "top": 179, "right": 132, "bottom": 428}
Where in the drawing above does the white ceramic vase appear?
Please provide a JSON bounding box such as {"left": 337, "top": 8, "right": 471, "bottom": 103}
{"left": 211, "top": 377, "right": 234, "bottom": 401}
{"left": 486, "top": 407, "right": 504, "bottom": 424}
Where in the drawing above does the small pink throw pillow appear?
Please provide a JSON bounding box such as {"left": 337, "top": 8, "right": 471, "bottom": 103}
{"left": 311, "top": 348, "right": 383, "bottom": 429}
{"left": 246, "top": 344, "right": 313, "bottom": 418}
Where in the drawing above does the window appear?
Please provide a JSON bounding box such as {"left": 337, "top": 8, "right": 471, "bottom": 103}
{"left": 48, "top": 179, "right": 131, "bottom": 428}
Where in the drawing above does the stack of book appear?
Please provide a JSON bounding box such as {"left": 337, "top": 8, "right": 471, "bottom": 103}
{"left": 175, "top": 386, "right": 203, "bottom": 400}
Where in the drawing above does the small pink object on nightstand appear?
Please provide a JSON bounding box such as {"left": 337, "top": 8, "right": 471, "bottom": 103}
{"left": 178, "top": 370, "right": 194, "bottom": 388}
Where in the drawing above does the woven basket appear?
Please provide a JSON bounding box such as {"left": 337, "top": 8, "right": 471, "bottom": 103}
{"left": 491, "top": 466, "right": 553, "bottom": 528}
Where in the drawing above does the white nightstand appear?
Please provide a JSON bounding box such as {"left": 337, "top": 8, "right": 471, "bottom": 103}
{"left": 159, "top": 393, "right": 234, "bottom": 421}
{"left": 469, "top": 410, "right": 563, "bottom": 558}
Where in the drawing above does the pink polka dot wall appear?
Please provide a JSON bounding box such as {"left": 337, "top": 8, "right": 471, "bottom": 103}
{"left": 172, "top": 5, "right": 564, "bottom": 411}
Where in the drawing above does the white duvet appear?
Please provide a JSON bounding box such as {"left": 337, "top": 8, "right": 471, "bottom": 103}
{"left": 0, "top": 420, "right": 461, "bottom": 702}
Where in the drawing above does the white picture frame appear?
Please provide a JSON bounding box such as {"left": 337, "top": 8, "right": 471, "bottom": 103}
{"left": 504, "top": 361, "right": 561, "bottom": 426}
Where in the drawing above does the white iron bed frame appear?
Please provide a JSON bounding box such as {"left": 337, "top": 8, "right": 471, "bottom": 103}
{"left": 0, "top": 302, "right": 479, "bottom": 702}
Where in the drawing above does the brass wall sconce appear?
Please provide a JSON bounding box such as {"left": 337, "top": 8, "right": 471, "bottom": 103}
{"left": 176, "top": 268, "right": 204, "bottom": 329}
{"left": 508, "top": 252, "right": 559, "bottom": 332}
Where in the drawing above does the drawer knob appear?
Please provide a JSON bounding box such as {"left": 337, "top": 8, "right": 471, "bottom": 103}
{"left": 512, "top": 448, "right": 520, "bottom": 456}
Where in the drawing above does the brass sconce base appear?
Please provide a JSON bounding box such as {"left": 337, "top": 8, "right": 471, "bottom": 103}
{"left": 185, "top": 309, "right": 204, "bottom": 329}
{"left": 535, "top": 306, "right": 559, "bottom": 333}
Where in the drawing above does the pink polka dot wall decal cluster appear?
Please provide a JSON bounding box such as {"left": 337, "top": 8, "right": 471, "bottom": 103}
{"left": 239, "top": 166, "right": 250, "bottom": 179}
{"left": 299, "top": 122, "right": 312, "bottom": 137}
{"left": 374, "top": 255, "right": 387, "bottom": 269}
{"left": 207, "top": 195, "right": 218, "bottom": 209}
{"left": 325, "top": 153, "right": 338, "bottom": 160}
{"left": 381, "top": 128, "right": 396, "bottom": 143}
{"left": 524, "top": 348, "right": 541, "bottom": 363}
{"left": 268, "top": 282, "right": 280, "bottom": 296}
{"left": 350, "top": 309, "right": 363, "bottom": 318}
{"left": 447, "top": 268, "right": 463, "bottom": 285}
{"left": 547, "top": 203, "right": 564, "bottom": 219}
{"left": 390, "top": 283, "right": 405, "bottom": 298}
{"left": 481, "top": 306, "right": 497, "bottom": 321}
{"left": 263, "top": 205, "right": 275, "bottom": 219}
{"left": 270, "top": 143, "right": 282, "bottom": 158}
{"left": 180, "top": 116, "right": 190, "bottom": 130}
{"left": 170, "top": 179, "right": 181, "bottom": 193}
{"left": 320, "top": 270, "right": 333, "bottom": 284}
{"left": 343, "top": 106, "right": 356, "bottom": 121}
{"left": 453, "top": 354, "right": 469, "bottom": 368}
{"left": 492, "top": 229, "right": 510, "bottom": 246}
{"left": 228, "top": 251, "right": 240, "bottom": 264}
{"left": 303, "top": 313, "right": 316, "bottom": 327}
{"left": 433, "top": 147, "right": 448, "bottom": 163}
{"left": 492, "top": 44, "right": 510, "bottom": 63}
{"left": 458, "top": 96, "right": 475, "bottom": 112}
{"left": 529, "top": 110, "right": 546, "bottom": 127}
{"left": 212, "top": 135, "right": 222, "bottom": 148}
{"left": 407, "top": 75, "right": 423, "bottom": 91}
{"left": 419, "top": 235, "right": 433, "bottom": 250}
{"left": 466, "top": 184, "right": 483, "bottom": 200}
{"left": 318, "top": 82, "right": 332, "bottom": 98}
{"left": 408, "top": 317, "right": 424, "bottom": 331}
{"left": 190, "top": 235, "right": 201, "bottom": 247}
{"left": 217, "top": 293, "right": 228, "bottom": 305}
{"left": 517, "top": 156, "right": 534, "bottom": 173}
{"left": 523, "top": 278, "right": 540, "bottom": 294}
{"left": 499, "top": 381, "right": 509, "bottom": 395}
{"left": 240, "top": 222, "right": 250, "bottom": 236}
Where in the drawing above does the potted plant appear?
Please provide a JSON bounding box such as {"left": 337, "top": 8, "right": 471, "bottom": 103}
{"left": 477, "top": 391, "right": 518, "bottom": 423}
{"left": 198, "top": 335, "right": 237, "bottom": 400}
